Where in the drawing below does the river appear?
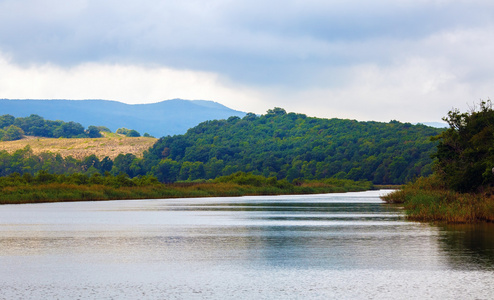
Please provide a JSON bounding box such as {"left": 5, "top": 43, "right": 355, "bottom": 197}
{"left": 0, "top": 190, "right": 493, "bottom": 299}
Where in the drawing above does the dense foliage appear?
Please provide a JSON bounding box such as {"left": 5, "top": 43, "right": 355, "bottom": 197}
{"left": 0, "top": 125, "right": 24, "bottom": 141}
{"left": 140, "top": 108, "right": 443, "bottom": 184}
{"left": 433, "top": 100, "right": 494, "bottom": 192}
{"left": 0, "top": 114, "right": 103, "bottom": 140}
{"left": 0, "top": 170, "right": 159, "bottom": 188}
{"left": 0, "top": 109, "right": 444, "bottom": 185}
{"left": 0, "top": 146, "right": 139, "bottom": 177}
{"left": 116, "top": 127, "right": 141, "bottom": 137}
{"left": 383, "top": 100, "right": 494, "bottom": 223}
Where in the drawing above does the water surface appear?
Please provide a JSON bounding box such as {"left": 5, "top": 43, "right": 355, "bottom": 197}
{"left": 0, "top": 190, "right": 493, "bottom": 299}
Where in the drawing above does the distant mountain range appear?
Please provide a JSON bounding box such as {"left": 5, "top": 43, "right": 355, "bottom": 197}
{"left": 417, "top": 122, "right": 447, "bottom": 128}
{"left": 0, "top": 99, "right": 246, "bottom": 137}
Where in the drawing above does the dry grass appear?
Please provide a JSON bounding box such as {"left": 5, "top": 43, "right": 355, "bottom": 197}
{"left": 0, "top": 133, "right": 157, "bottom": 160}
{"left": 0, "top": 181, "right": 376, "bottom": 204}
{"left": 382, "top": 176, "right": 494, "bottom": 223}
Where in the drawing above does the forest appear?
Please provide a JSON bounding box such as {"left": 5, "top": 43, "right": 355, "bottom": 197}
{"left": 141, "top": 108, "right": 443, "bottom": 184}
{"left": 0, "top": 108, "right": 444, "bottom": 185}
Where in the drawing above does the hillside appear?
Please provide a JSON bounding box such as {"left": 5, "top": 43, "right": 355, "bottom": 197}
{"left": 0, "top": 107, "right": 445, "bottom": 184}
{"left": 0, "top": 99, "right": 246, "bottom": 137}
{"left": 140, "top": 108, "right": 445, "bottom": 184}
{"left": 0, "top": 134, "right": 157, "bottom": 160}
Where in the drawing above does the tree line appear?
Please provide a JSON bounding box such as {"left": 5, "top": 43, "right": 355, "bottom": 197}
{"left": 0, "top": 114, "right": 151, "bottom": 141}
{"left": 0, "top": 146, "right": 140, "bottom": 177}
{"left": 139, "top": 108, "right": 444, "bottom": 184}
{"left": 0, "top": 114, "right": 105, "bottom": 140}
{"left": 0, "top": 109, "right": 444, "bottom": 185}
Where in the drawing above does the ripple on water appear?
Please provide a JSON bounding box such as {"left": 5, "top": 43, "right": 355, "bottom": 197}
{"left": 0, "top": 191, "right": 493, "bottom": 299}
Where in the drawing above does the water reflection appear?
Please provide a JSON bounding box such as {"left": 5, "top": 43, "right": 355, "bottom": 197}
{"left": 438, "top": 223, "right": 494, "bottom": 270}
{"left": 0, "top": 191, "right": 493, "bottom": 299}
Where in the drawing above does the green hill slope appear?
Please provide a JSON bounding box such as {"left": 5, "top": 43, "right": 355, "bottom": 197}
{"left": 141, "top": 108, "right": 444, "bottom": 184}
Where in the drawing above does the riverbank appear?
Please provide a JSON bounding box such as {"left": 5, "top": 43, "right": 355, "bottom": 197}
{"left": 381, "top": 176, "right": 494, "bottom": 223}
{"left": 0, "top": 176, "right": 374, "bottom": 205}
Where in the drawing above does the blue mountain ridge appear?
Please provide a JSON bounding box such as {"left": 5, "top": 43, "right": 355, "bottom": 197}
{"left": 0, "top": 99, "right": 246, "bottom": 137}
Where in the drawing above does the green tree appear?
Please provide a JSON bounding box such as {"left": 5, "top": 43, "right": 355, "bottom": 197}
{"left": 2, "top": 125, "right": 24, "bottom": 141}
{"left": 99, "top": 156, "right": 113, "bottom": 173}
{"left": 433, "top": 100, "right": 494, "bottom": 192}
{"left": 126, "top": 129, "right": 141, "bottom": 137}
{"left": 54, "top": 121, "right": 85, "bottom": 138}
{"left": 0, "top": 114, "right": 15, "bottom": 128}
{"left": 266, "top": 107, "right": 287, "bottom": 116}
{"left": 96, "top": 126, "right": 112, "bottom": 133}
{"left": 116, "top": 127, "right": 140, "bottom": 137}
{"left": 86, "top": 126, "right": 102, "bottom": 138}
{"left": 112, "top": 153, "right": 138, "bottom": 177}
{"left": 82, "top": 154, "right": 100, "bottom": 172}
{"left": 116, "top": 128, "right": 130, "bottom": 135}
{"left": 152, "top": 159, "right": 180, "bottom": 182}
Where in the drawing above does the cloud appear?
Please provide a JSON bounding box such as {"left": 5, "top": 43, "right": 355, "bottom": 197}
{"left": 0, "top": 53, "right": 265, "bottom": 112}
{"left": 2, "top": 1, "right": 493, "bottom": 70}
{"left": 0, "top": 0, "right": 493, "bottom": 122}
{"left": 279, "top": 59, "right": 469, "bottom": 122}
{"left": 1, "top": 50, "right": 487, "bottom": 123}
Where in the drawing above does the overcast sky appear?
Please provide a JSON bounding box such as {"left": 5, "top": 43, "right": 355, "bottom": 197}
{"left": 1, "top": 0, "right": 493, "bottom": 123}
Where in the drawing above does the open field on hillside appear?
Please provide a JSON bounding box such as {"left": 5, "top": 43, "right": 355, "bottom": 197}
{"left": 0, "top": 134, "right": 157, "bottom": 160}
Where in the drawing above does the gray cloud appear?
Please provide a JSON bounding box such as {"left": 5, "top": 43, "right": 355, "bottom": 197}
{"left": 0, "top": 0, "right": 493, "bottom": 122}
{"left": 2, "top": 1, "right": 492, "bottom": 68}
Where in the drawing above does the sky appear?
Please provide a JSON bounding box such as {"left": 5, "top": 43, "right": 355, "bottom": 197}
{"left": 0, "top": 0, "right": 493, "bottom": 123}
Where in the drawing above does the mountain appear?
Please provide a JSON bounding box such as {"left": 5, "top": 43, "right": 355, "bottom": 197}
{"left": 0, "top": 99, "right": 246, "bottom": 137}
{"left": 418, "top": 122, "right": 448, "bottom": 128}
{"left": 141, "top": 108, "right": 445, "bottom": 184}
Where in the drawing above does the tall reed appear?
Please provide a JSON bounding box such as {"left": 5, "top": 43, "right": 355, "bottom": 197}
{"left": 0, "top": 180, "right": 374, "bottom": 205}
{"left": 382, "top": 176, "right": 494, "bottom": 223}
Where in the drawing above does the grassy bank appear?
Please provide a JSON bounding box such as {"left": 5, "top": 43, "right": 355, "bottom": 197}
{"left": 0, "top": 182, "right": 372, "bottom": 205}
{"left": 0, "top": 172, "right": 374, "bottom": 205}
{"left": 382, "top": 176, "right": 494, "bottom": 223}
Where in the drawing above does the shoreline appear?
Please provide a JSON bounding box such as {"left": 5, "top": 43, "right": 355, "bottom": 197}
{"left": 0, "top": 182, "right": 377, "bottom": 205}
{"left": 381, "top": 177, "right": 494, "bottom": 224}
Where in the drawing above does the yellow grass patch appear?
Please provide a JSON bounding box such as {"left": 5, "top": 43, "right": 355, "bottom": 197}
{"left": 0, "top": 133, "right": 157, "bottom": 160}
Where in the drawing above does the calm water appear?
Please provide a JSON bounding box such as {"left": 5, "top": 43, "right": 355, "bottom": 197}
{"left": 0, "top": 190, "right": 493, "bottom": 299}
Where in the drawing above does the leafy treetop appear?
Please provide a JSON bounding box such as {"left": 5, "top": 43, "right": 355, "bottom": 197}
{"left": 433, "top": 100, "right": 494, "bottom": 192}
{"left": 0, "top": 114, "right": 103, "bottom": 140}
{"left": 141, "top": 108, "right": 443, "bottom": 184}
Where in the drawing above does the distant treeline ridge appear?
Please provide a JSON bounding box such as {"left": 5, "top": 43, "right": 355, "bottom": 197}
{"left": 0, "top": 114, "right": 150, "bottom": 140}
{"left": 0, "top": 108, "right": 444, "bottom": 185}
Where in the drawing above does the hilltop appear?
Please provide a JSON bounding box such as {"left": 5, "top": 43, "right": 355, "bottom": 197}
{"left": 0, "top": 99, "right": 246, "bottom": 137}
{"left": 141, "top": 108, "right": 445, "bottom": 184}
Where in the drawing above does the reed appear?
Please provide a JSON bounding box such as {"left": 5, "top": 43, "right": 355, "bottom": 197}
{"left": 382, "top": 176, "right": 494, "bottom": 223}
{"left": 0, "top": 180, "right": 375, "bottom": 205}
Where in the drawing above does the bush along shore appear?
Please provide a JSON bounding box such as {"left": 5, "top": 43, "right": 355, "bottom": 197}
{"left": 0, "top": 171, "right": 374, "bottom": 205}
{"left": 381, "top": 176, "right": 494, "bottom": 223}
{"left": 382, "top": 100, "right": 494, "bottom": 224}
